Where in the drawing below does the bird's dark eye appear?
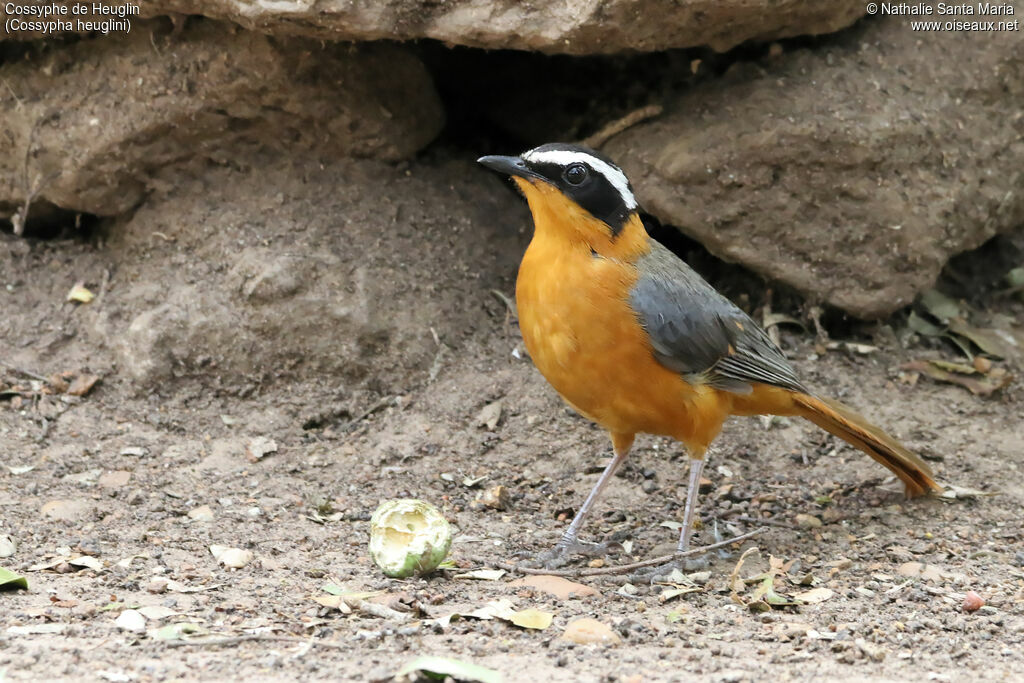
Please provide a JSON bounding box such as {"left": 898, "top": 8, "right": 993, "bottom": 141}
{"left": 563, "top": 163, "right": 589, "bottom": 186}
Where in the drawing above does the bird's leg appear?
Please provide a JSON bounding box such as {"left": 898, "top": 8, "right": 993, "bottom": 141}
{"left": 677, "top": 457, "right": 706, "bottom": 553}
{"left": 535, "top": 432, "right": 633, "bottom": 568}
{"left": 629, "top": 453, "right": 711, "bottom": 583}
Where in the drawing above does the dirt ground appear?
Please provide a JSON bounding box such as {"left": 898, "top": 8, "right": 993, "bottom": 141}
{"left": 2, "top": 148, "right": 1023, "bottom": 682}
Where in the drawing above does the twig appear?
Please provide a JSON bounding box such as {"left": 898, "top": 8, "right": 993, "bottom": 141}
{"left": 489, "top": 527, "right": 766, "bottom": 578}
{"left": 12, "top": 117, "right": 61, "bottom": 237}
{"left": 730, "top": 514, "right": 797, "bottom": 530}
{"left": 582, "top": 104, "right": 664, "bottom": 149}
{"left": 1, "top": 78, "right": 23, "bottom": 108}
{"left": 164, "top": 634, "right": 349, "bottom": 650}
{"left": 0, "top": 360, "right": 48, "bottom": 383}
{"left": 341, "top": 396, "right": 393, "bottom": 432}
{"left": 807, "top": 305, "right": 829, "bottom": 344}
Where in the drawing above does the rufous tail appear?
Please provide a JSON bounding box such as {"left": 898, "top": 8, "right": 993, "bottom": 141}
{"left": 792, "top": 393, "right": 941, "bottom": 498}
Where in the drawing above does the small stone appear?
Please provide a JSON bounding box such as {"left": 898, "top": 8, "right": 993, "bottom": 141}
{"left": 855, "top": 637, "right": 887, "bottom": 662}
{"left": 115, "top": 609, "right": 147, "bottom": 633}
{"left": 794, "top": 513, "right": 823, "bottom": 529}
{"left": 40, "top": 499, "right": 93, "bottom": 522}
{"left": 187, "top": 505, "right": 215, "bottom": 522}
{"left": 477, "top": 485, "right": 510, "bottom": 511}
{"left": 146, "top": 577, "right": 169, "bottom": 593}
{"left": 561, "top": 618, "right": 621, "bottom": 646}
{"left": 963, "top": 591, "right": 985, "bottom": 612}
{"left": 587, "top": 558, "right": 605, "bottom": 569}
{"left": 246, "top": 437, "right": 278, "bottom": 462}
{"left": 98, "top": 471, "right": 131, "bottom": 489}
{"left": 476, "top": 400, "right": 503, "bottom": 431}
{"left": 213, "top": 547, "right": 254, "bottom": 569}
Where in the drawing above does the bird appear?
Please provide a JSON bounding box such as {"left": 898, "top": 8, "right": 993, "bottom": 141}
{"left": 478, "top": 142, "right": 941, "bottom": 566}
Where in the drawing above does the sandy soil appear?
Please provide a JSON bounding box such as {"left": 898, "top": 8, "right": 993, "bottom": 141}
{"left": 1, "top": 153, "right": 1023, "bottom": 682}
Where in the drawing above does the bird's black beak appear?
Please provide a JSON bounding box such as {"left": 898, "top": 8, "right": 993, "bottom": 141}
{"left": 477, "top": 155, "right": 540, "bottom": 181}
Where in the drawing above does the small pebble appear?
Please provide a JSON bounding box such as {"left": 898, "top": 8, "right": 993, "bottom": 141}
{"left": 561, "top": 618, "right": 621, "bottom": 646}
{"left": 963, "top": 591, "right": 985, "bottom": 612}
{"left": 146, "top": 577, "right": 169, "bottom": 593}
{"left": 794, "top": 513, "right": 823, "bottom": 529}
{"left": 115, "top": 609, "right": 147, "bottom": 633}
{"left": 188, "top": 505, "right": 215, "bottom": 522}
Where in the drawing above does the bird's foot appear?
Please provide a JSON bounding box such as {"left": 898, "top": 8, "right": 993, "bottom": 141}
{"left": 627, "top": 554, "right": 712, "bottom": 584}
{"left": 628, "top": 522, "right": 730, "bottom": 584}
{"left": 527, "top": 538, "right": 613, "bottom": 570}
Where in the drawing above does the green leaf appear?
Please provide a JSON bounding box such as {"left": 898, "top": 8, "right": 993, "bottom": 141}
{"left": 920, "top": 289, "right": 961, "bottom": 323}
{"left": 0, "top": 567, "right": 27, "bottom": 591}
{"left": 395, "top": 656, "right": 503, "bottom": 683}
{"left": 907, "top": 310, "right": 945, "bottom": 337}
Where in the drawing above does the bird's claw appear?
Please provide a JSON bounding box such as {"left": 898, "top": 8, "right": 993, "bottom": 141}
{"left": 628, "top": 554, "right": 711, "bottom": 584}
{"left": 530, "top": 538, "right": 612, "bottom": 569}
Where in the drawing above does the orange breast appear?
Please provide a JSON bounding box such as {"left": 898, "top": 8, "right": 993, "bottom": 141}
{"left": 515, "top": 221, "right": 732, "bottom": 454}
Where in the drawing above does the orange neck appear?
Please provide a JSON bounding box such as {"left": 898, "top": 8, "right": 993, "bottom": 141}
{"left": 514, "top": 177, "right": 650, "bottom": 263}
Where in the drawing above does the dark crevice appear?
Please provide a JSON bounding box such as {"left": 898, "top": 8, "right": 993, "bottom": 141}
{"left": 414, "top": 16, "right": 1018, "bottom": 338}
{"left": 1, "top": 202, "right": 101, "bottom": 241}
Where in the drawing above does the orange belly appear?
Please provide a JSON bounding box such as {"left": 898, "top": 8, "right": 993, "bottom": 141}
{"left": 516, "top": 235, "right": 732, "bottom": 453}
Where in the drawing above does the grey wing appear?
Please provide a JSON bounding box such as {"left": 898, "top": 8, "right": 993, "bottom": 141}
{"left": 629, "top": 242, "right": 806, "bottom": 395}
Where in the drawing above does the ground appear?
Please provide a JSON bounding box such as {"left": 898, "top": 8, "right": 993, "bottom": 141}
{"left": 1, "top": 152, "right": 1023, "bottom": 682}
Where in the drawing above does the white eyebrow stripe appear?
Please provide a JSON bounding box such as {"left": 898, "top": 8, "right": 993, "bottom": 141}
{"left": 522, "top": 149, "right": 637, "bottom": 210}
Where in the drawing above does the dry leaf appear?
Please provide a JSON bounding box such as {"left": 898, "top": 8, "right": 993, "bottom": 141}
{"left": 510, "top": 608, "right": 553, "bottom": 630}
{"left": 901, "top": 360, "right": 1012, "bottom": 396}
{"left": 508, "top": 575, "right": 598, "bottom": 600}
{"left": 794, "top": 587, "right": 834, "bottom": 604}
{"left": 453, "top": 568, "right": 506, "bottom": 581}
{"left": 67, "top": 282, "right": 95, "bottom": 304}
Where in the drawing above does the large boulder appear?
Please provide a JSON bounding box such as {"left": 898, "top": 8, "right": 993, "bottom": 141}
{"left": 0, "top": 21, "right": 443, "bottom": 218}
{"left": 1, "top": 1, "right": 867, "bottom": 54}
{"left": 608, "top": 15, "right": 1024, "bottom": 318}
{"left": 81, "top": 151, "right": 526, "bottom": 392}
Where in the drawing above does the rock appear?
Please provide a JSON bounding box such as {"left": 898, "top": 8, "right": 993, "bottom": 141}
{"left": 898, "top": 561, "right": 948, "bottom": 583}
{"left": 794, "top": 513, "right": 822, "bottom": 529}
{"left": 963, "top": 591, "right": 985, "bottom": 612}
{"left": 85, "top": 152, "right": 524, "bottom": 391}
{"left": 187, "top": 505, "right": 215, "bottom": 522}
{"left": 114, "top": 609, "right": 147, "bottom": 633}
{"left": 475, "top": 485, "right": 510, "bottom": 511}
{"left": 561, "top": 617, "right": 621, "bottom": 645}
{"left": 146, "top": 577, "right": 170, "bottom": 593}
{"left": 476, "top": 401, "right": 503, "bottom": 431}
{"left": 0, "top": 22, "right": 442, "bottom": 218}
{"left": 510, "top": 575, "right": 599, "bottom": 600}
{"left": 607, "top": 16, "right": 1024, "bottom": 318}
{"left": 40, "top": 499, "right": 94, "bottom": 522}
{"left": 210, "top": 545, "right": 254, "bottom": 569}
{"left": 854, "top": 637, "right": 886, "bottom": 662}
{"left": 2, "top": 1, "right": 867, "bottom": 55}
{"left": 98, "top": 471, "right": 132, "bottom": 489}
{"left": 246, "top": 437, "right": 278, "bottom": 462}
